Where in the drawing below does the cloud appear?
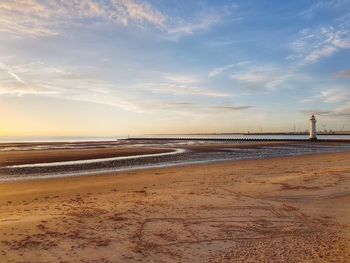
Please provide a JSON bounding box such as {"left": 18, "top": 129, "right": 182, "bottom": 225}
{"left": 67, "top": 91, "right": 143, "bottom": 112}
{"left": 0, "top": 59, "right": 145, "bottom": 111}
{"left": 208, "top": 62, "right": 249, "bottom": 78}
{"left": 298, "top": 0, "right": 348, "bottom": 19}
{"left": 154, "top": 101, "right": 197, "bottom": 112}
{"left": 302, "top": 110, "right": 333, "bottom": 116}
{"left": 137, "top": 82, "right": 230, "bottom": 97}
{"left": 163, "top": 74, "right": 199, "bottom": 84}
{"left": 333, "top": 102, "right": 350, "bottom": 116}
{"left": 117, "top": 0, "right": 166, "bottom": 27}
{"left": 0, "top": 85, "right": 59, "bottom": 96}
{"left": 0, "top": 59, "right": 231, "bottom": 114}
{"left": 0, "top": 61, "right": 26, "bottom": 84}
{"left": 303, "top": 87, "right": 350, "bottom": 118}
{"left": 208, "top": 62, "right": 307, "bottom": 93}
{"left": 167, "top": 13, "right": 221, "bottom": 39}
{"left": 230, "top": 67, "right": 303, "bottom": 92}
{"left": 133, "top": 72, "right": 230, "bottom": 97}
{"left": 0, "top": 1, "right": 235, "bottom": 39}
{"left": 321, "top": 88, "right": 350, "bottom": 103}
{"left": 168, "top": 102, "right": 195, "bottom": 106}
{"left": 302, "top": 104, "right": 350, "bottom": 117}
{"left": 336, "top": 70, "right": 350, "bottom": 78}
{"left": 305, "top": 45, "right": 338, "bottom": 63}
{"left": 288, "top": 18, "right": 350, "bottom": 64}
{"left": 0, "top": 0, "right": 167, "bottom": 37}
{"left": 206, "top": 39, "right": 255, "bottom": 48}
{"left": 0, "top": 69, "right": 60, "bottom": 96}
{"left": 0, "top": 62, "right": 59, "bottom": 95}
{"left": 161, "top": 3, "right": 238, "bottom": 40}
{"left": 301, "top": 87, "right": 350, "bottom": 106}
{"left": 212, "top": 105, "right": 253, "bottom": 111}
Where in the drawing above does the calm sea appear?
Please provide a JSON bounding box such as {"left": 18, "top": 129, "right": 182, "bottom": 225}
{"left": 0, "top": 136, "right": 126, "bottom": 143}
{"left": 0, "top": 134, "right": 350, "bottom": 143}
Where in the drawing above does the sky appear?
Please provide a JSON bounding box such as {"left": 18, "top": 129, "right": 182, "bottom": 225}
{"left": 0, "top": 0, "right": 349, "bottom": 136}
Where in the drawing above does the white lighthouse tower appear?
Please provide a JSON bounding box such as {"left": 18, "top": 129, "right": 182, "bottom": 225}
{"left": 309, "top": 115, "right": 317, "bottom": 141}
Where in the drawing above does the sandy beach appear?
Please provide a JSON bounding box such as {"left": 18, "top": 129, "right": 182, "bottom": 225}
{"left": 1, "top": 0, "right": 350, "bottom": 262}
{"left": 1, "top": 151, "right": 350, "bottom": 262}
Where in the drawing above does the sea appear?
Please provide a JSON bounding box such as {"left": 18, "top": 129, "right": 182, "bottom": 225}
{"left": 1, "top": 134, "right": 350, "bottom": 143}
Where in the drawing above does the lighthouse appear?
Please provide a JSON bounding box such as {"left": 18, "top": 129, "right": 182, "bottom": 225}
{"left": 309, "top": 115, "right": 317, "bottom": 141}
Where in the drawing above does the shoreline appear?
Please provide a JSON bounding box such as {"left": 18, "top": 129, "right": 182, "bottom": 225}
{"left": 1, "top": 141, "right": 350, "bottom": 182}
{"left": 1, "top": 150, "right": 349, "bottom": 199}
{"left": 1, "top": 149, "right": 350, "bottom": 183}
{"left": 1, "top": 152, "right": 349, "bottom": 262}
{"left": 0, "top": 147, "right": 172, "bottom": 167}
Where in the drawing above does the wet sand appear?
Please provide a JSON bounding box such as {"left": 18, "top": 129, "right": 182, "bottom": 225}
{"left": 1, "top": 152, "right": 350, "bottom": 262}
{"left": 0, "top": 141, "right": 283, "bottom": 167}
{"left": 0, "top": 147, "right": 172, "bottom": 167}
{"left": 2, "top": 141, "right": 350, "bottom": 182}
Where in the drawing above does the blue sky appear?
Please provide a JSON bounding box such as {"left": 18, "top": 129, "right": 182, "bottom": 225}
{"left": 0, "top": 0, "right": 349, "bottom": 136}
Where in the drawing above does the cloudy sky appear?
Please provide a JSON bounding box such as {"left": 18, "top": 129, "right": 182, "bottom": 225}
{"left": 0, "top": 0, "right": 349, "bottom": 136}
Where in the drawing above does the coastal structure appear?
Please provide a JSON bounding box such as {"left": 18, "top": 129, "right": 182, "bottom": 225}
{"left": 309, "top": 115, "right": 317, "bottom": 141}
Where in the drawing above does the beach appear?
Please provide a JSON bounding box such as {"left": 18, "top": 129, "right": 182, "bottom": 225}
{"left": 2, "top": 1, "right": 350, "bottom": 262}
{"left": 1, "top": 151, "right": 350, "bottom": 262}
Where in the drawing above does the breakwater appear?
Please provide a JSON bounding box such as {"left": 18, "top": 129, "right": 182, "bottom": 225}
{"left": 127, "top": 137, "right": 350, "bottom": 142}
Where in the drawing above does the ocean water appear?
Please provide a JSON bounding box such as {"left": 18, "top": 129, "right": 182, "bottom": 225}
{"left": 138, "top": 134, "right": 350, "bottom": 140}
{"left": 1, "top": 134, "right": 350, "bottom": 143}
{"left": 0, "top": 136, "right": 125, "bottom": 143}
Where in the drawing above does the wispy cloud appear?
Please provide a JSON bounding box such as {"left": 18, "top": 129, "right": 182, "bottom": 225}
{"left": 153, "top": 101, "right": 197, "bottom": 112}
{"left": 321, "top": 88, "right": 350, "bottom": 103}
{"left": 0, "top": 84, "right": 59, "bottom": 96}
{"left": 163, "top": 74, "right": 199, "bottom": 84}
{"left": 136, "top": 82, "right": 230, "bottom": 98}
{"left": 208, "top": 62, "right": 249, "bottom": 78}
{"left": 206, "top": 39, "right": 255, "bottom": 48}
{"left": 165, "top": 4, "right": 238, "bottom": 40}
{"left": 0, "top": 61, "right": 60, "bottom": 95}
{"left": 0, "top": 59, "right": 143, "bottom": 111}
{"left": 288, "top": 17, "right": 350, "bottom": 64}
{"left": 167, "top": 15, "right": 220, "bottom": 36}
{"left": 212, "top": 105, "right": 253, "bottom": 111}
{"left": 302, "top": 104, "right": 350, "bottom": 117}
{"left": 119, "top": 0, "right": 166, "bottom": 27}
{"left": 303, "top": 87, "right": 350, "bottom": 118}
{"left": 133, "top": 72, "right": 230, "bottom": 97}
{"left": 0, "top": 59, "right": 231, "bottom": 114}
{"left": 230, "top": 66, "right": 306, "bottom": 93}
{"left": 0, "top": 0, "right": 166, "bottom": 37}
{"left": 0, "top": 0, "right": 235, "bottom": 39}
{"left": 208, "top": 62, "right": 307, "bottom": 93}
{"left": 336, "top": 69, "right": 350, "bottom": 78}
{"left": 0, "top": 61, "right": 26, "bottom": 84}
{"left": 333, "top": 102, "right": 350, "bottom": 117}
{"left": 302, "top": 109, "right": 333, "bottom": 116}
{"left": 298, "top": 0, "right": 348, "bottom": 19}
